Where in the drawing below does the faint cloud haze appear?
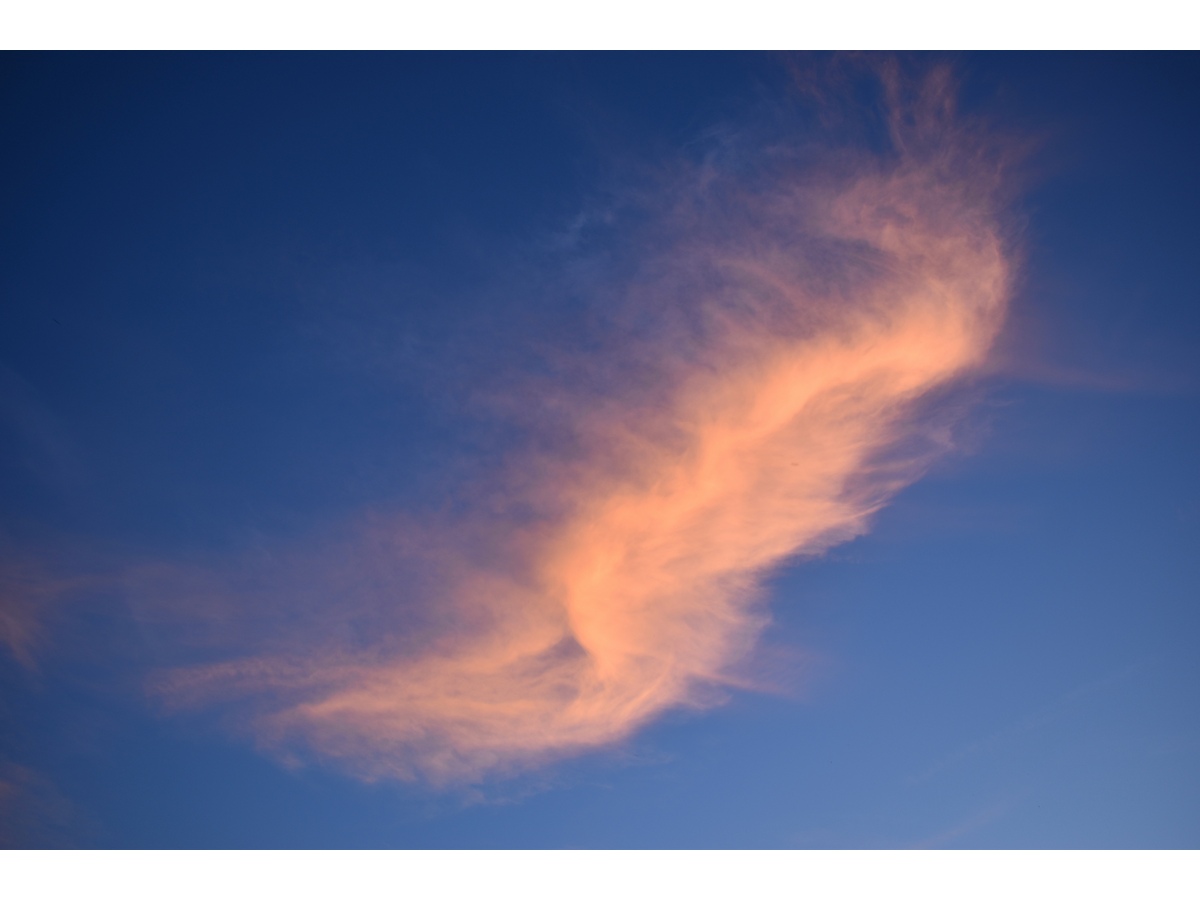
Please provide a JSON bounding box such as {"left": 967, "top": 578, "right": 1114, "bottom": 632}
{"left": 0, "top": 762, "right": 84, "bottom": 848}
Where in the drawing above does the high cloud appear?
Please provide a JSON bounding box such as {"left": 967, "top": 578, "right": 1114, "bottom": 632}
{"left": 140, "top": 65, "right": 1016, "bottom": 784}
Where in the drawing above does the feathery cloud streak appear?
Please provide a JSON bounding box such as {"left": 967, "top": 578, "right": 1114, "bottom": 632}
{"left": 157, "top": 67, "right": 1015, "bottom": 784}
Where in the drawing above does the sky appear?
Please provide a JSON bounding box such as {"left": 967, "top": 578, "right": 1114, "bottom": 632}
{"left": 0, "top": 52, "right": 1198, "bottom": 849}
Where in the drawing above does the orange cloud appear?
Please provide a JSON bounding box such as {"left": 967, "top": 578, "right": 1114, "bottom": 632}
{"left": 153, "top": 65, "right": 1016, "bottom": 784}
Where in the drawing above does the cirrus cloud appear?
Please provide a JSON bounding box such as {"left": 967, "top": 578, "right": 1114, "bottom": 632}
{"left": 145, "top": 63, "right": 1018, "bottom": 785}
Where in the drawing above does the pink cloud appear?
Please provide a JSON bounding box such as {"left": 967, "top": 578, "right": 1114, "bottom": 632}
{"left": 136, "top": 64, "right": 1019, "bottom": 784}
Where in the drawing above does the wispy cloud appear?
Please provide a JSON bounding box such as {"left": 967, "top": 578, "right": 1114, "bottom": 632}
{"left": 139, "top": 63, "right": 1018, "bottom": 784}
{"left": 0, "top": 548, "right": 103, "bottom": 672}
{"left": 906, "top": 796, "right": 1020, "bottom": 849}
{"left": 907, "top": 661, "right": 1147, "bottom": 787}
{"left": 0, "top": 761, "right": 86, "bottom": 848}
{"left": 2, "top": 61, "right": 1019, "bottom": 786}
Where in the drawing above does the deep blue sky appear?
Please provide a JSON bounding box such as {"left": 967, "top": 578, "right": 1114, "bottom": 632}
{"left": 1, "top": 52, "right": 1198, "bottom": 848}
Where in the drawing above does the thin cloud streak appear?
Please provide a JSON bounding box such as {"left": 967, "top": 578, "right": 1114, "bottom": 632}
{"left": 155, "top": 66, "right": 1016, "bottom": 784}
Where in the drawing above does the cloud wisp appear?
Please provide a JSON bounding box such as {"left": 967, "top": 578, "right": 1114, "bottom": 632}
{"left": 143, "top": 65, "right": 1018, "bottom": 785}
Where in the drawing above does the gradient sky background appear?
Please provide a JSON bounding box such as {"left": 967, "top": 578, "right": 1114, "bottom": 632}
{"left": 1, "top": 52, "right": 1198, "bottom": 849}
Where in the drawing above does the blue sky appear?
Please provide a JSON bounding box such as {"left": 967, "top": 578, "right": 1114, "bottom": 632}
{"left": 1, "top": 52, "right": 1197, "bottom": 848}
